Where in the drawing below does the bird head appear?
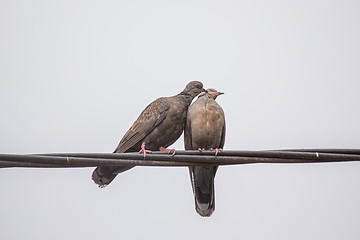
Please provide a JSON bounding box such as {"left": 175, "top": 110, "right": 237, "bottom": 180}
{"left": 202, "top": 88, "right": 224, "bottom": 100}
{"left": 182, "top": 81, "right": 206, "bottom": 99}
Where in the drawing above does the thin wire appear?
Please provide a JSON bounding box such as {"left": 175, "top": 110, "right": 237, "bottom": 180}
{"left": 0, "top": 149, "right": 359, "bottom": 168}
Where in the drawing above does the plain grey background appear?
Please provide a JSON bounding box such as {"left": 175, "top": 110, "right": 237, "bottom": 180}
{"left": 1, "top": 1, "right": 360, "bottom": 239}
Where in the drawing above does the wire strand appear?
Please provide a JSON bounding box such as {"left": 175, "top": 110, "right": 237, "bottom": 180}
{"left": 0, "top": 149, "right": 359, "bottom": 168}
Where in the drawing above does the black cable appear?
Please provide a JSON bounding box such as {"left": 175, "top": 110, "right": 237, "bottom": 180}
{"left": 0, "top": 149, "right": 359, "bottom": 168}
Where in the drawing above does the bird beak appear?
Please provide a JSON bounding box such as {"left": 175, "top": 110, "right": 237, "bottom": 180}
{"left": 218, "top": 92, "right": 224, "bottom": 95}
{"left": 203, "top": 88, "right": 208, "bottom": 93}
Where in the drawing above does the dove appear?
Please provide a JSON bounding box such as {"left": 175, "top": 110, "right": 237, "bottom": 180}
{"left": 92, "top": 81, "right": 205, "bottom": 187}
{"left": 184, "top": 88, "right": 225, "bottom": 217}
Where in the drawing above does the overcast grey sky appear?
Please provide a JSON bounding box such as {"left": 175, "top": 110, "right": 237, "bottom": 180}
{"left": 1, "top": 0, "right": 360, "bottom": 239}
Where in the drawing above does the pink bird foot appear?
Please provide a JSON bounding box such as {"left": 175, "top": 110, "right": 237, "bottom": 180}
{"left": 139, "top": 145, "right": 152, "bottom": 158}
{"left": 198, "top": 148, "right": 205, "bottom": 151}
{"left": 210, "top": 148, "right": 223, "bottom": 156}
{"left": 159, "top": 147, "right": 176, "bottom": 156}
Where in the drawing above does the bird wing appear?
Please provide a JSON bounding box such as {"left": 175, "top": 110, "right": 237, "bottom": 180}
{"left": 219, "top": 118, "right": 226, "bottom": 149}
{"left": 184, "top": 111, "right": 193, "bottom": 150}
{"left": 114, "top": 97, "right": 170, "bottom": 153}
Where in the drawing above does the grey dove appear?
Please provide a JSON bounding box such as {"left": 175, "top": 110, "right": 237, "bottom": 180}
{"left": 184, "top": 88, "right": 225, "bottom": 217}
{"left": 92, "top": 81, "right": 206, "bottom": 187}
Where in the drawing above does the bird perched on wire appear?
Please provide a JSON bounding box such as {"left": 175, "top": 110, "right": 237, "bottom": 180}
{"left": 184, "top": 88, "right": 225, "bottom": 217}
{"left": 92, "top": 81, "right": 206, "bottom": 187}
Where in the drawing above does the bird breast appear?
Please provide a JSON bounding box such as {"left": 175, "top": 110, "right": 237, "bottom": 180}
{"left": 188, "top": 98, "right": 225, "bottom": 149}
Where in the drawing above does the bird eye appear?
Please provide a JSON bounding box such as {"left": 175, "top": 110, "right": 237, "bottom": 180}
{"left": 197, "top": 84, "right": 202, "bottom": 89}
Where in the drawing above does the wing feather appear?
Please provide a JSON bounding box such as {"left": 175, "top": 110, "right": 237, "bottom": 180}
{"left": 219, "top": 120, "right": 226, "bottom": 149}
{"left": 114, "top": 97, "right": 170, "bottom": 153}
{"left": 184, "top": 111, "right": 193, "bottom": 150}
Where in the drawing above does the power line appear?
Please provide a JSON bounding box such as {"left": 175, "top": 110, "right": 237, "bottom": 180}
{"left": 0, "top": 149, "right": 359, "bottom": 168}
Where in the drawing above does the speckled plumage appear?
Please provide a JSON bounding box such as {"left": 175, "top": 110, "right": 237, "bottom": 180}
{"left": 92, "top": 81, "right": 205, "bottom": 187}
{"left": 184, "top": 89, "right": 225, "bottom": 217}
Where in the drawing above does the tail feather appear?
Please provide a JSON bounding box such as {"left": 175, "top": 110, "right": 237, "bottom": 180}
{"left": 92, "top": 166, "right": 134, "bottom": 187}
{"left": 189, "top": 166, "right": 217, "bottom": 217}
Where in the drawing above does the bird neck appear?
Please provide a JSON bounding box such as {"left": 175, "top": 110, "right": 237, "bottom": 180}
{"left": 179, "top": 91, "right": 197, "bottom": 100}
{"left": 177, "top": 92, "right": 194, "bottom": 104}
{"left": 179, "top": 91, "right": 192, "bottom": 97}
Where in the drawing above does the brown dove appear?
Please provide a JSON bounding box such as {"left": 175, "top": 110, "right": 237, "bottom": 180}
{"left": 184, "top": 88, "right": 225, "bottom": 217}
{"left": 92, "top": 81, "right": 205, "bottom": 187}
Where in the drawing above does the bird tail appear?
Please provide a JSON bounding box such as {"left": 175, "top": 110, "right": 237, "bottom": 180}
{"left": 189, "top": 166, "right": 217, "bottom": 217}
{"left": 92, "top": 166, "right": 134, "bottom": 188}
